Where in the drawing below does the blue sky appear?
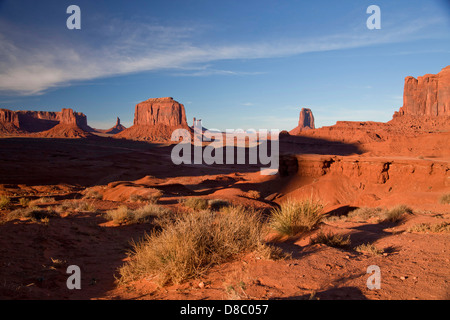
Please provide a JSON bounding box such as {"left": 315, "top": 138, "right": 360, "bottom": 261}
{"left": 0, "top": 0, "right": 449, "bottom": 130}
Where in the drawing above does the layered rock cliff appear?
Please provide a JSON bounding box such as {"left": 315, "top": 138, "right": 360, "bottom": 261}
{"left": 289, "top": 108, "right": 315, "bottom": 135}
{"left": 0, "top": 108, "right": 91, "bottom": 137}
{"left": 115, "top": 97, "right": 190, "bottom": 142}
{"left": 396, "top": 65, "right": 450, "bottom": 117}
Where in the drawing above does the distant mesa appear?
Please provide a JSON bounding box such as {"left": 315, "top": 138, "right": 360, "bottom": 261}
{"left": 289, "top": 108, "right": 315, "bottom": 135}
{"left": 115, "top": 97, "right": 190, "bottom": 142}
{"left": 395, "top": 65, "right": 450, "bottom": 117}
{"left": 0, "top": 107, "right": 92, "bottom": 138}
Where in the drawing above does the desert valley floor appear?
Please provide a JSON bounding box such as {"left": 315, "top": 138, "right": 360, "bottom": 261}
{"left": 0, "top": 122, "right": 448, "bottom": 300}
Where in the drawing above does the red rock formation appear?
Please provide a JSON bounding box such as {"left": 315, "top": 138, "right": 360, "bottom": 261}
{"left": 289, "top": 108, "right": 315, "bottom": 135}
{"left": 133, "top": 97, "right": 188, "bottom": 126}
{"left": 105, "top": 117, "right": 126, "bottom": 134}
{"left": 0, "top": 108, "right": 92, "bottom": 137}
{"left": 396, "top": 65, "right": 450, "bottom": 117}
{"left": 115, "top": 97, "right": 190, "bottom": 142}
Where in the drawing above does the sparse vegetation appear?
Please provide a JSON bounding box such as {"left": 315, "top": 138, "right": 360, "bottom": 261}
{"left": 19, "top": 197, "right": 31, "bottom": 207}
{"left": 129, "top": 189, "right": 163, "bottom": 204}
{"left": 105, "top": 205, "right": 132, "bottom": 225}
{"left": 118, "top": 206, "right": 280, "bottom": 286}
{"left": 208, "top": 199, "right": 230, "bottom": 211}
{"left": 0, "top": 195, "right": 11, "bottom": 209}
{"left": 7, "top": 206, "right": 57, "bottom": 222}
{"left": 105, "top": 204, "right": 171, "bottom": 225}
{"left": 54, "top": 200, "right": 97, "bottom": 214}
{"left": 407, "top": 222, "right": 450, "bottom": 234}
{"left": 347, "top": 205, "right": 412, "bottom": 223}
{"left": 354, "top": 243, "right": 384, "bottom": 256}
{"left": 179, "top": 197, "right": 209, "bottom": 210}
{"left": 82, "top": 189, "right": 103, "bottom": 200}
{"left": 246, "top": 190, "right": 261, "bottom": 200}
{"left": 29, "top": 197, "right": 56, "bottom": 206}
{"left": 269, "top": 198, "right": 324, "bottom": 237}
{"left": 310, "top": 231, "right": 351, "bottom": 248}
{"left": 439, "top": 193, "right": 450, "bottom": 205}
{"left": 347, "top": 207, "right": 383, "bottom": 221}
{"left": 381, "top": 205, "right": 412, "bottom": 223}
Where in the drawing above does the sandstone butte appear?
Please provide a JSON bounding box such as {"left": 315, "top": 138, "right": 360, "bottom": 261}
{"left": 289, "top": 65, "right": 450, "bottom": 142}
{"left": 289, "top": 108, "right": 315, "bottom": 135}
{"left": 105, "top": 117, "right": 126, "bottom": 134}
{"left": 114, "top": 97, "right": 190, "bottom": 142}
{"left": 395, "top": 65, "right": 450, "bottom": 117}
{"left": 0, "top": 107, "right": 92, "bottom": 138}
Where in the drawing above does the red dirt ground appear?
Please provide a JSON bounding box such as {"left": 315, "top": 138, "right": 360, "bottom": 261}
{"left": 0, "top": 120, "right": 448, "bottom": 300}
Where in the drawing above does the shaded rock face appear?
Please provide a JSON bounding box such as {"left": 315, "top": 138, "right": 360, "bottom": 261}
{"left": 298, "top": 108, "right": 315, "bottom": 130}
{"left": 0, "top": 108, "right": 90, "bottom": 134}
{"left": 289, "top": 108, "right": 315, "bottom": 135}
{"left": 115, "top": 97, "right": 190, "bottom": 142}
{"left": 397, "top": 65, "right": 450, "bottom": 117}
{"left": 134, "top": 97, "right": 188, "bottom": 126}
{"left": 0, "top": 109, "right": 20, "bottom": 127}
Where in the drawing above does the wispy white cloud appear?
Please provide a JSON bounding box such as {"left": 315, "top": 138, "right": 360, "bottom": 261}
{"left": 0, "top": 16, "right": 444, "bottom": 96}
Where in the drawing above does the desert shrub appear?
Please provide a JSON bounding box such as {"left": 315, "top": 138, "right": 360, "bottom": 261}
{"left": 118, "top": 206, "right": 277, "bottom": 285}
{"left": 19, "top": 197, "right": 31, "bottom": 207}
{"left": 129, "top": 189, "right": 163, "bottom": 204}
{"left": 105, "top": 204, "right": 172, "bottom": 225}
{"left": 407, "top": 222, "right": 450, "bottom": 234}
{"left": 310, "top": 231, "right": 351, "bottom": 248}
{"left": 54, "top": 200, "right": 96, "bottom": 214}
{"left": 76, "top": 201, "right": 97, "bottom": 212}
{"left": 347, "top": 207, "right": 383, "bottom": 221}
{"left": 105, "top": 206, "right": 131, "bottom": 225}
{"left": 269, "top": 198, "right": 324, "bottom": 236}
{"left": 246, "top": 190, "right": 261, "bottom": 200}
{"left": 8, "top": 206, "right": 57, "bottom": 222}
{"left": 0, "top": 196, "right": 11, "bottom": 209}
{"left": 83, "top": 189, "right": 103, "bottom": 200}
{"left": 381, "top": 205, "right": 412, "bottom": 223}
{"left": 29, "top": 197, "right": 55, "bottom": 206}
{"left": 354, "top": 243, "right": 384, "bottom": 256}
{"left": 439, "top": 193, "right": 450, "bottom": 205}
{"left": 179, "top": 197, "right": 209, "bottom": 210}
{"left": 208, "top": 199, "right": 231, "bottom": 211}
{"left": 347, "top": 205, "right": 412, "bottom": 223}
{"left": 132, "top": 204, "right": 172, "bottom": 223}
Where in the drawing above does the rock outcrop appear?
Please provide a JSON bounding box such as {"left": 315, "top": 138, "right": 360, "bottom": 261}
{"left": 289, "top": 108, "right": 315, "bottom": 135}
{"left": 0, "top": 108, "right": 92, "bottom": 137}
{"left": 395, "top": 65, "right": 450, "bottom": 117}
{"left": 105, "top": 117, "right": 126, "bottom": 134}
{"left": 133, "top": 97, "right": 188, "bottom": 127}
{"left": 115, "top": 97, "right": 190, "bottom": 142}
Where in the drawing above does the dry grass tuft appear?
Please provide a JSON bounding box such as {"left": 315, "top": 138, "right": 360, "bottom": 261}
{"left": 310, "top": 231, "right": 351, "bottom": 248}
{"left": 179, "top": 197, "right": 209, "bottom": 210}
{"left": 407, "top": 222, "right": 450, "bottom": 234}
{"left": 0, "top": 195, "right": 11, "bottom": 209}
{"left": 439, "top": 193, "right": 450, "bottom": 205}
{"left": 347, "top": 205, "right": 412, "bottom": 223}
{"left": 19, "top": 197, "right": 31, "bottom": 207}
{"left": 129, "top": 189, "right": 163, "bottom": 204}
{"left": 105, "top": 204, "right": 172, "bottom": 225}
{"left": 381, "top": 205, "right": 412, "bottom": 223}
{"left": 118, "top": 206, "right": 280, "bottom": 286}
{"left": 269, "top": 198, "right": 324, "bottom": 237}
{"left": 7, "top": 206, "right": 58, "bottom": 222}
{"left": 246, "top": 190, "right": 261, "bottom": 200}
{"left": 354, "top": 243, "right": 384, "bottom": 256}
